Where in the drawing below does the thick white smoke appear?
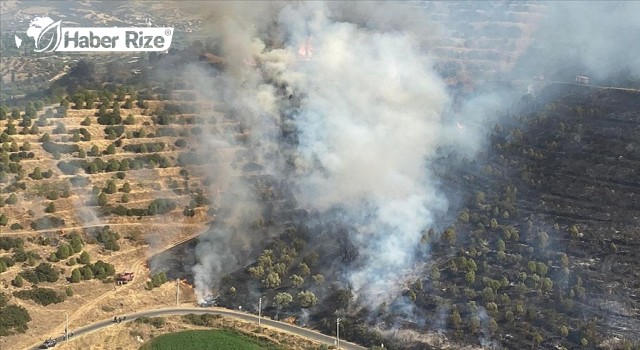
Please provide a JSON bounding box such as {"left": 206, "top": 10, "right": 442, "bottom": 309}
{"left": 188, "top": 1, "right": 490, "bottom": 304}
{"left": 281, "top": 2, "right": 452, "bottom": 302}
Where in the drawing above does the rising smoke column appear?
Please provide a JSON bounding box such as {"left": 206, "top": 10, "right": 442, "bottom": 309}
{"left": 188, "top": 1, "right": 486, "bottom": 304}
{"left": 281, "top": 2, "right": 453, "bottom": 303}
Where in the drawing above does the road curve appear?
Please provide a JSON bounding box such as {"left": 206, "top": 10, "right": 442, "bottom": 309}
{"left": 29, "top": 306, "right": 368, "bottom": 350}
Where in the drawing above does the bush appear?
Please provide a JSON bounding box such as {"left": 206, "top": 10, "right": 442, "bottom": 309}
{"left": 55, "top": 244, "right": 72, "bottom": 260}
{"left": 20, "top": 262, "right": 59, "bottom": 283}
{"left": 0, "top": 302, "right": 31, "bottom": 336}
{"left": 30, "top": 216, "right": 65, "bottom": 230}
{"left": 45, "top": 202, "right": 56, "bottom": 213}
{"left": 182, "top": 314, "right": 221, "bottom": 327}
{"left": 13, "top": 288, "right": 65, "bottom": 306}
{"left": 11, "top": 275, "right": 24, "bottom": 288}
{"left": 70, "top": 269, "right": 82, "bottom": 283}
{"left": 5, "top": 194, "right": 18, "bottom": 205}
{"left": 174, "top": 139, "right": 187, "bottom": 148}
{"left": 0, "top": 237, "right": 23, "bottom": 251}
{"left": 147, "top": 271, "right": 168, "bottom": 289}
{"left": 80, "top": 117, "right": 92, "bottom": 126}
{"left": 135, "top": 317, "right": 166, "bottom": 328}
{"left": 78, "top": 251, "right": 90, "bottom": 264}
{"left": 81, "top": 260, "right": 116, "bottom": 280}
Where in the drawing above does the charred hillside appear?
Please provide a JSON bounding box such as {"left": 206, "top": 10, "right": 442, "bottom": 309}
{"left": 400, "top": 85, "right": 640, "bottom": 349}
{"left": 205, "top": 85, "right": 640, "bottom": 350}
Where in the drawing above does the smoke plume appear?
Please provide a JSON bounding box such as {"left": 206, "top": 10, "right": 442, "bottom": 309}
{"left": 185, "top": 1, "right": 495, "bottom": 304}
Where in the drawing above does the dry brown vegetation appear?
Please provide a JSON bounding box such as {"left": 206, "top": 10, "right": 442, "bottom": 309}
{"left": 0, "top": 92, "right": 217, "bottom": 349}
{"left": 54, "top": 314, "right": 328, "bottom": 350}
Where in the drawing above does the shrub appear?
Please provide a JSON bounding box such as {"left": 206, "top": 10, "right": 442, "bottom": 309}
{"left": 20, "top": 262, "right": 59, "bottom": 283}
{"left": 147, "top": 271, "right": 167, "bottom": 289}
{"left": 45, "top": 202, "right": 56, "bottom": 213}
{"left": 0, "top": 237, "right": 23, "bottom": 251}
{"left": 13, "top": 287, "right": 65, "bottom": 306}
{"left": 30, "top": 216, "right": 65, "bottom": 230}
{"left": 78, "top": 251, "right": 90, "bottom": 264}
{"left": 11, "top": 275, "right": 24, "bottom": 288}
{"left": 0, "top": 302, "right": 31, "bottom": 335}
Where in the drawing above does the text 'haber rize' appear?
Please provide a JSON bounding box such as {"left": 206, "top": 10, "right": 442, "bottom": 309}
{"left": 63, "top": 31, "right": 166, "bottom": 49}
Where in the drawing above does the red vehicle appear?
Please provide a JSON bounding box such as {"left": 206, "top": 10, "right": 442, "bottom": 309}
{"left": 116, "top": 272, "right": 134, "bottom": 285}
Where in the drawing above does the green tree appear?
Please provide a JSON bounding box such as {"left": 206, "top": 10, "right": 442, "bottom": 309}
{"left": 70, "top": 236, "right": 83, "bottom": 253}
{"left": 297, "top": 291, "right": 318, "bottom": 308}
{"left": 441, "top": 228, "right": 456, "bottom": 246}
{"left": 298, "top": 263, "right": 310, "bottom": 276}
{"left": 148, "top": 202, "right": 158, "bottom": 215}
{"left": 290, "top": 274, "right": 304, "bottom": 287}
{"left": 537, "top": 231, "right": 549, "bottom": 249}
{"left": 274, "top": 292, "right": 293, "bottom": 309}
{"left": 45, "top": 202, "right": 56, "bottom": 213}
{"left": 528, "top": 260, "right": 537, "bottom": 273}
{"left": 55, "top": 244, "right": 71, "bottom": 260}
{"left": 490, "top": 218, "right": 499, "bottom": 230}
{"left": 482, "top": 287, "right": 496, "bottom": 303}
{"left": 465, "top": 270, "right": 476, "bottom": 285}
{"left": 312, "top": 274, "right": 325, "bottom": 285}
{"left": 97, "top": 193, "right": 107, "bottom": 207}
{"left": 81, "top": 117, "right": 91, "bottom": 126}
{"left": 497, "top": 239, "right": 505, "bottom": 252}
{"left": 71, "top": 269, "right": 82, "bottom": 283}
{"left": 542, "top": 277, "right": 553, "bottom": 292}
{"left": 31, "top": 167, "right": 43, "bottom": 180}
{"left": 65, "top": 286, "right": 73, "bottom": 296}
{"left": 5, "top": 193, "right": 18, "bottom": 205}
{"left": 75, "top": 97, "right": 85, "bottom": 109}
{"left": 449, "top": 308, "right": 462, "bottom": 329}
{"left": 262, "top": 272, "right": 281, "bottom": 288}
{"left": 12, "top": 275, "right": 24, "bottom": 287}
{"left": 560, "top": 325, "right": 569, "bottom": 337}
{"left": 78, "top": 251, "right": 90, "bottom": 264}
{"left": 104, "top": 180, "right": 117, "bottom": 194}
{"left": 81, "top": 266, "right": 93, "bottom": 280}
{"left": 0, "top": 213, "right": 7, "bottom": 226}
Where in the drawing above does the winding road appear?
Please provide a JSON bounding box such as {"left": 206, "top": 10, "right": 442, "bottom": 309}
{"left": 29, "top": 306, "right": 367, "bottom": 350}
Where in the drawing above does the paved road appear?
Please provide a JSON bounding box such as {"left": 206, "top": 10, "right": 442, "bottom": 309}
{"left": 29, "top": 306, "right": 367, "bottom": 350}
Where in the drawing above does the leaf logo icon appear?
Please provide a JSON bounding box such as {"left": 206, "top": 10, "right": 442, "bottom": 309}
{"left": 27, "top": 17, "right": 62, "bottom": 52}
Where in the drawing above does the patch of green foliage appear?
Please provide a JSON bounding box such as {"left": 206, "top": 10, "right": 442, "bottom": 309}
{"left": 13, "top": 287, "right": 65, "bottom": 306}
{"left": 138, "top": 329, "right": 284, "bottom": 350}
{"left": 0, "top": 293, "right": 31, "bottom": 336}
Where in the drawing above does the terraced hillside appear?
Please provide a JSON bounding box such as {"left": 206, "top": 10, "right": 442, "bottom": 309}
{"left": 0, "top": 86, "right": 239, "bottom": 349}
{"left": 423, "top": 1, "right": 546, "bottom": 84}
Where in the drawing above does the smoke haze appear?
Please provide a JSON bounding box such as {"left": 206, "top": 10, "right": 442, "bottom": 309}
{"left": 185, "top": 1, "right": 508, "bottom": 305}
{"left": 185, "top": 0, "right": 640, "bottom": 309}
